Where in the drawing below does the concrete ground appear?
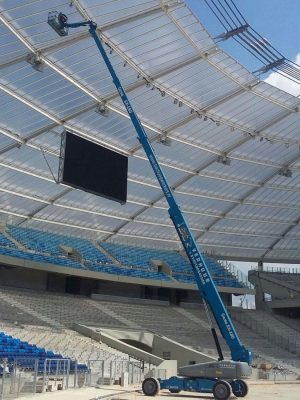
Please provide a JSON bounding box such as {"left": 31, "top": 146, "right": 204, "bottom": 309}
{"left": 14, "top": 382, "right": 300, "bottom": 400}
{"left": 137, "top": 383, "right": 300, "bottom": 400}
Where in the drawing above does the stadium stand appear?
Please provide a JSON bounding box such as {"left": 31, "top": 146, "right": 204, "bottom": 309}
{"left": 230, "top": 308, "right": 300, "bottom": 358}
{"left": 0, "top": 324, "right": 128, "bottom": 367}
{"left": 273, "top": 314, "right": 300, "bottom": 333}
{"left": 0, "top": 233, "right": 17, "bottom": 248}
{"left": 0, "top": 225, "right": 243, "bottom": 288}
{"left": 87, "top": 263, "right": 171, "bottom": 281}
{"left": 8, "top": 226, "right": 111, "bottom": 264}
{"left": 0, "top": 285, "right": 299, "bottom": 374}
{"left": 0, "top": 330, "right": 87, "bottom": 374}
{"left": 249, "top": 270, "right": 300, "bottom": 297}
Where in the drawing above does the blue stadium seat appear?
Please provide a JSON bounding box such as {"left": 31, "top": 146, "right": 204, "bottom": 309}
{"left": 0, "top": 225, "right": 242, "bottom": 288}
{"left": 0, "top": 331, "right": 87, "bottom": 375}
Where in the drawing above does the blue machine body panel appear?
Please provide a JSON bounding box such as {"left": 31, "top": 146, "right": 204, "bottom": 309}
{"left": 159, "top": 376, "right": 247, "bottom": 396}
{"left": 160, "top": 376, "right": 217, "bottom": 393}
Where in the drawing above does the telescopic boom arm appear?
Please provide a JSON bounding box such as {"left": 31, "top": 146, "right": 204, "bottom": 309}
{"left": 48, "top": 12, "right": 252, "bottom": 364}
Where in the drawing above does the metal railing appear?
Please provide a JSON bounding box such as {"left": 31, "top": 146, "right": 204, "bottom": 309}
{"left": 0, "top": 357, "right": 144, "bottom": 399}
{"left": 220, "top": 261, "right": 254, "bottom": 289}
{"left": 251, "top": 265, "right": 300, "bottom": 274}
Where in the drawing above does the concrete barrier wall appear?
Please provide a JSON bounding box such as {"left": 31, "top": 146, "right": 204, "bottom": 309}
{"left": 152, "top": 335, "right": 215, "bottom": 367}
{"left": 73, "top": 324, "right": 163, "bottom": 366}
{"left": 91, "top": 293, "right": 169, "bottom": 306}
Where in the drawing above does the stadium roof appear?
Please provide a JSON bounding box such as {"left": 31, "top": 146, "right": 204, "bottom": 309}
{"left": 1, "top": 0, "right": 300, "bottom": 263}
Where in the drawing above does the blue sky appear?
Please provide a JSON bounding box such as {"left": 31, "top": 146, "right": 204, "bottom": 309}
{"left": 187, "top": 0, "right": 300, "bottom": 94}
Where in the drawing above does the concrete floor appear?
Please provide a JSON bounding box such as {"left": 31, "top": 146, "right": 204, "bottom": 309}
{"left": 14, "top": 382, "right": 300, "bottom": 400}
{"left": 138, "top": 383, "right": 300, "bottom": 400}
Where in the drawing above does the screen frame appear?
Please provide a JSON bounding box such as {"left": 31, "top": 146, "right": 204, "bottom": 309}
{"left": 58, "top": 131, "right": 128, "bottom": 204}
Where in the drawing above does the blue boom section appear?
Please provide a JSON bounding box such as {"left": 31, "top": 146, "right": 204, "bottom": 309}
{"left": 61, "top": 18, "right": 251, "bottom": 364}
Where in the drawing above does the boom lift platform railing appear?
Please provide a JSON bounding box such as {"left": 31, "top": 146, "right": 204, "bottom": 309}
{"left": 47, "top": 11, "right": 252, "bottom": 400}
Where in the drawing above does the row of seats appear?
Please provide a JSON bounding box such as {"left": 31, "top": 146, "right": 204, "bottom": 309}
{"left": 0, "top": 332, "right": 87, "bottom": 374}
{"left": 8, "top": 226, "right": 110, "bottom": 264}
{"left": 99, "top": 242, "right": 157, "bottom": 269}
{"left": 0, "top": 246, "right": 83, "bottom": 269}
{"left": 173, "top": 273, "right": 242, "bottom": 287}
{"left": 0, "top": 225, "right": 242, "bottom": 288}
{"left": 90, "top": 264, "right": 171, "bottom": 281}
{"left": 99, "top": 242, "right": 240, "bottom": 284}
{"left": 0, "top": 233, "right": 16, "bottom": 248}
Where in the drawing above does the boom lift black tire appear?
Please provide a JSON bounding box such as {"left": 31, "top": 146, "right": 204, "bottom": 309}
{"left": 232, "top": 380, "right": 248, "bottom": 397}
{"left": 169, "top": 389, "right": 181, "bottom": 393}
{"left": 142, "top": 378, "right": 160, "bottom": 396}
{"left": 213, "top": 380, "right": 232, "bottom": 400}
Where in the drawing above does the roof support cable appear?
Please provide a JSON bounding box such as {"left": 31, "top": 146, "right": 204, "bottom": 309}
{"left": 214, "top": 24, "right": 249, "bottom": 42}
{"left": 223, "top": 0, "right": 247, "bottom": 25}
{"left": 233, "top": 37, "right": 268, "bottom": 65}
{"left": 277, "top": 62, "right": 300, "bottom": 81}
{"left": 243, "top": 30, "right": 281, "bottom": 62}
{"left": 214, "top": 0, "right": 238, "bottom": 28}
{"left": 203, "top": 0, "right": 229, "bottom": 30}
{"left": 40, "top": 147, "right": 59, "bottom": 184}
{"left": 203, "top": 0, "right": 300, "bottom": 84}
{"left": 236, "top": 34, "right": 277, "bottom": 65}
{"left": 253, "top": 59, "right": 286, "bottom": 75}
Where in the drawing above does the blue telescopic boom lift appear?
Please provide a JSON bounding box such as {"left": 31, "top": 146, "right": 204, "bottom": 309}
{"left": 48, "top": 12, "right": 252, "bottom": 400}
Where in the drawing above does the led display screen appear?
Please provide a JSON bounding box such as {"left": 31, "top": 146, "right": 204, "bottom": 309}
{"left": 60, "top": 131, "right": 127, "bottom": 204}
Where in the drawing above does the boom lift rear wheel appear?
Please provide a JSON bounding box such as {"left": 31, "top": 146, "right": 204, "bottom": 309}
{"left": 232, "top": 379, "right": 248, "bottom": 397}
{"left": 213, "top": 380, "right": 232, "bottom": 400}
{"left": 142, "top": 377, "right": 160, "bottom": 396}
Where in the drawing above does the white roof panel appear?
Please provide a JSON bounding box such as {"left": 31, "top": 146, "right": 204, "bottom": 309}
{"left": 0, "top": 0, "right": 300, "bottom": 262}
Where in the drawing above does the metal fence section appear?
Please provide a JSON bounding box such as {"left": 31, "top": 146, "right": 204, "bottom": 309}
{"left": 0, "top": 358, "right": 80, "bottom": 399}
{"left": 0, "top": 357, "right": 144, "bottom": 399}
{"left": 223, "top": 261, "right": 254, "bottom": 289}
{"left": 88, "top": 359, "right": 143, "bottom": 386}
{"left": 251, "top": 265, "right": 300, "bottom": 274}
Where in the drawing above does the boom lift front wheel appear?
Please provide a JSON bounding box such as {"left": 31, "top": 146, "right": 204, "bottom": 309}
{"left": 142, "top": 377, "right": 160, "bottom": 396}
{"left": 213, "top": 380, "right": 232, "bottom": 400}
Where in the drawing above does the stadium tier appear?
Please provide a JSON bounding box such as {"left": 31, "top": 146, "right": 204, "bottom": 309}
{"left": 8, "top": 226, "right": 111, "bottom": 264}
{"left": 0, "top": 331, "right": 87, "bottom": 375}
{"left": 0, "top": 226, "right": 242, "bottom": 288}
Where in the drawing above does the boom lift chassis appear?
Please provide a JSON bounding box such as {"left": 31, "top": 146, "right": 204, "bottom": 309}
{"left": 48, "top": 11, "right": 252, "bottom": 400}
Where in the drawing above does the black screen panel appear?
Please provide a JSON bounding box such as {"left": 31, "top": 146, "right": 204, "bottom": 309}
{"left": 60, "top": 131, "right": 128, "bottom": 204}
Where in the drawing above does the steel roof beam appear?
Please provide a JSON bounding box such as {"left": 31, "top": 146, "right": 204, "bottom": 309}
{"left": 163, "top": 6, "right": 299, "bottom": 113}
{"left": 24, "top": 187, "right": 73, "bottom": 222}
{"left": 202, "top": 87, "right": 248, "bottom": 111}
{"left": 255, "top": 109, "right": 298, "bottom": 134}
{"left": 2, "top": 12, "right": 300, "bottom": 151}
{"left": 105, "top": 134, "right": 271, "bottom": 241}
{"left": 69, "top": 2, "right": 300, "bottom": 145}
{"left": 194, "top": 152, "right": 300, "bottom": 251}
{"left": 0, "top": 208, "right": 284, "bottom": 253}
{"left": 3, "top": 79, "right": 295, "bottom": 170}
{"left": 104, "top": 54, "right": 204, "bottom": 103}
{"left": 0, "top": 180, "right": 296, "bottom": 230}
{"left": 260, "top": 214, "right": 300, "bottom": 259}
